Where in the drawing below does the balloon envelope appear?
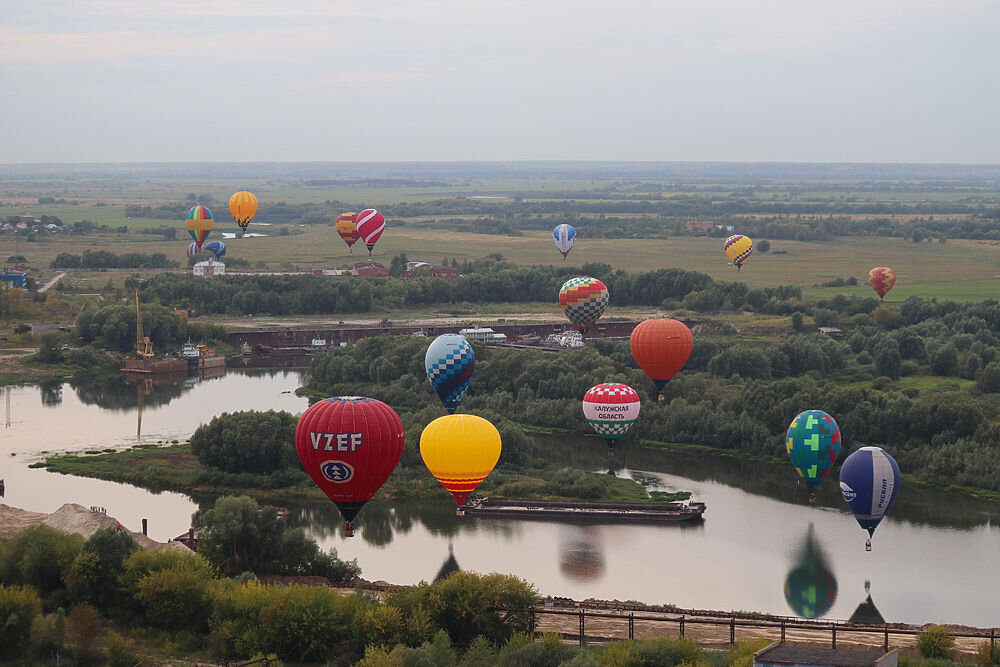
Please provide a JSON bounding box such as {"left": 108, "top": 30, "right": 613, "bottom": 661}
{"left": 185, "top": 241, "right": 200, "bottom": 258}
{"left": 425, "top": 334, "right": 475, "bottom": 413}
{"left": 839, "top": 446, "right": 900, "bottom": 542}
{"left": 228, "top": 191, "right": 258, "bottom": 230}
{"left": 295, "top": 396, "right": 405, "bottom": 534}
{"left": 786, "top": 410, "right": 842, "bottom": 493}
{"left": 420, "top": 414, "right": 501, "bottom": 506}
{"left": 559, "top": 276, "right": 609, "bottom": 334}
{"left": 629, "top": 319, "right": 693, "bottom": 393}
{"left": 185, "top": 205, "right": 214, "bottom": 246}
{"left": 336, "top": 212, "right": 361, "bottom": 250}
{"left": 553, "top": 224, "right": 577, "bottom": 259}
{"left": 868, "top": 267, "right": 896, "bottom": 300}
{"left": 582, "top": 383, "right": 640, "bottom": 452}
{"left": 202, "top": 240, "right": 226, "bottom": 260}
{"left": 356, "top": 208, "right": 385, "bottom": 254}
{"left": 724, "top": 234, "right": 752, "bottom": 270}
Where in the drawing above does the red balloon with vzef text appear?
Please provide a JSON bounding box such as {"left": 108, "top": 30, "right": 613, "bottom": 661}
{"left": 295, "top": 396, "right": 405, "bottom": 537}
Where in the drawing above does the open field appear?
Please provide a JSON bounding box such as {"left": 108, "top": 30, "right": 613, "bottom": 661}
{"left": 8, "top": 226, "right": 999, "bottom": 298}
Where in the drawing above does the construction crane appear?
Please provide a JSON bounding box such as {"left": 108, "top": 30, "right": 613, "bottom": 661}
{"left": 135, "top": 290, "right": 153, "bottom": 358}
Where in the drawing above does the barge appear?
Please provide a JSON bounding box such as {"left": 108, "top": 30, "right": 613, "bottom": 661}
{"left": 462, "top": 497, "right": 706, "bottom": 523}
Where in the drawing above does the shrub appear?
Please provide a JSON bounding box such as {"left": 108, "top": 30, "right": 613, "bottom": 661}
{"left": 917, "top": 624, "right": 956, "bottom": 660}
{"left": 136, "top": 565, "right": 216, "bottom": 631}
{"left": 105, "top": 629, "right": 138, "bottom": 667}
{"left": 65, "top": 603, "right": 103, "bottom": 662}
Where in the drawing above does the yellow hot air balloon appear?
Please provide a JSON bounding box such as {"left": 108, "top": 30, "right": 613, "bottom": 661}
{"left": 229, "top": 191, "right": 258, "bottom": 231}
{"left": 724, "top": 234, "right": 753, "bottom": 271}
{"left": 420, "top": 414, "right": 501, "bottom": 515}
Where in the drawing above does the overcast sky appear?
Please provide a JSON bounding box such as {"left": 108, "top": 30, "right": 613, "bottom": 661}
{"left": 3, "top": 1, "right": 998, "bottom": 164}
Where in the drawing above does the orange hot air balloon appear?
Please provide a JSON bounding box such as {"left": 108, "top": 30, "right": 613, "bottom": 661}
{"left": 868, "top": 267, "right": 896, "bottom": 301}
{"left": 228, "top": 191, "right": 258, "bottom": 231}
{"left": 629, "top": 318, "right": 693, "bottom": 399}
{"left": 336, "top": 212, "right": 361, "bottom": 253}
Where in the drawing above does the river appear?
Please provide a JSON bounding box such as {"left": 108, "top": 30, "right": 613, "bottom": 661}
{"left": 0, "top": 366, "right": 997, "bottom": 628}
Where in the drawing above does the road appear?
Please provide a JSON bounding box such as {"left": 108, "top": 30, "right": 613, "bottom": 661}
{"left": 37, "top": 272, "right": 65, "bottom": 293}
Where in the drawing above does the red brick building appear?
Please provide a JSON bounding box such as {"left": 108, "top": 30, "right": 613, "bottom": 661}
{"left": 354, "top": 261, "right": 389, "bottom": 277}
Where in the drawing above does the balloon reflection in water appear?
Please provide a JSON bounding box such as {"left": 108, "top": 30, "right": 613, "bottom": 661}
{"left": 783, "top": 525, "right": 838, "bottom": 619}
{"left": 558, "top": 526, "right": 606, "bottom": 582}
{"left": 848, "top": 581, "right": 885, "bottom": 626}
{"left": 434, "top": 542, "right": 462, "bottom": 582}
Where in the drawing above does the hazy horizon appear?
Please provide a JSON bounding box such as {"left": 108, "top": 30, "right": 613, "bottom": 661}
{"left": 4, "top": 1, "right": 998, "bottom": 164}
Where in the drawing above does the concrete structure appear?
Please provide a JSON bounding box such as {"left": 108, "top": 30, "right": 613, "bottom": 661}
{"left": 754, "top": 643, "right": 897, "bottom": 667}
{"left": 193, "top": 260, "right": 225, "bottom": 277}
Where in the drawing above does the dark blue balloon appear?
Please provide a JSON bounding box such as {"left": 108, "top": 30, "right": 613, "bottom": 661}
{"left": 839, "top": 446, "right": 900, "bottom": 548}
{"left": 202, "top": 240, "right": 226, "bottom": 260}
{"left": 425, "top": 334, "right": 474, "bottom": 413}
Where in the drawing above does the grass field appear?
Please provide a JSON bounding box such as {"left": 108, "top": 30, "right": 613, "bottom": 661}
{"left": 8, "top": 227, "right": 999, "bottom": 301}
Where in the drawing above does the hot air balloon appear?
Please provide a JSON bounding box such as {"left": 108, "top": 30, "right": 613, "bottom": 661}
{"left": 202, "top": 240, "right": 226, "bottom": 261}
{"left": 786, "top": 410, "right": 842, "bottom": 503}
{"left": 336, "top": 212, "right": 361, "bottom": 253}
{"left": 425, "top": 334, "right": 475, "bottom": 414}
{"left": 629, "top": 319, "right": 693, "bottom": 400}
{"left": 228, "top": 191, "right": 258, "bottom": 231}
{"left": 356, "top": 208, "right": 385, "bottom": 256}
{"left": 839, "top": 446, "right": 900, "bottom": 551}
{"left": 420, "top": 414, "right": 501, "bottom": 514}
{"left": 553, "top": 224, "right": 577, "bottom": 262}
{"left": 185, "top": 241, "right": 201, "bottom": 258}
{"left": 582, "top": 383, "right": 640, "bottom": 455}
{"left": 724, "top": 234, "right": 752, "bottom": 271}
{"left": 185, "top": 205, "right": 214, "bottom": 248}
{"left": 295, "top": 396, "right": 405, "bottom": 537}
{"left": 559, "top": 276, "right": 609, "bottom": 336}
{"left": 868, "top": 267, "right": 896, "bottom": 301}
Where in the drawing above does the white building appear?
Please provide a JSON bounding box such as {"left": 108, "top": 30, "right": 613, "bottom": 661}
{"left": 193, "top": 260, "right": 226, "bottom": 277}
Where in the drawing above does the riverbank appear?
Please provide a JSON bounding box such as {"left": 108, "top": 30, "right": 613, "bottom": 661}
{"left": 35, "top": 443, "right": 693, "bottom": 506}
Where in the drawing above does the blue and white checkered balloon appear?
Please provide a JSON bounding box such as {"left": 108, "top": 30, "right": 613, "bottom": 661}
{"left": 425, "top": 334, "right": 475, "bottom": 413}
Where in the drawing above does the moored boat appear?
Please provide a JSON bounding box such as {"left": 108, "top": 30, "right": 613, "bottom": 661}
{"left": 462, "top": 497, "right": 706, "bottom": 523}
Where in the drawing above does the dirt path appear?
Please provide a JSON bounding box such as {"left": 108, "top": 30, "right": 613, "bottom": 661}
{"left": 0, "top": 348, "right": 54, "bottom": 381}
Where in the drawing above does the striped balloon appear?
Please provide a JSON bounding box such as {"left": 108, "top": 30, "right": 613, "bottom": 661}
{"left": 185, "top": 241, "right": 201, "bottom": 258}
{"left": 336, "top": 212, "right": 361, "bottom": 252}
{"left": 185, "top": 205, "right": 214, "bottom": 247}
{"left": 356, "top": 208, "right": 385, "bottom": 255}
{"left": 839, "top": 446, "right": 900, "bottom": 550}
{"left": 559, "top": 276, "right": 609, "bottom": 335}
{"left": 582, "top": 383, "right": 640, "bottom": 454}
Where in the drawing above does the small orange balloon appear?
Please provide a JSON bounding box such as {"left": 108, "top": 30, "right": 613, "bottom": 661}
{"left": 629, "top": 318, "right": 693, "bottom": 396}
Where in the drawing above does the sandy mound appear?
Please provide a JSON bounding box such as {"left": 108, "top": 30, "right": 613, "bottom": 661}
{"left": 0, "top": 503, "right": 47, "bottom": 539}
{"left": 2, "top": 502, "right": 187, "bottom": 552}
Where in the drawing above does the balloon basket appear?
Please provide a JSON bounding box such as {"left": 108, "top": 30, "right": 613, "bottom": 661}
{"left": 455, "top": 508, "right": 466, "bottom": 517}
{"left": 808, "top": 494, "right": 816, "bottom": 504}
{"left": 344, "top": 523, "right": 355, "bottom": 538}
{"left": 865, "top": 538, "right": 872, "bottom": 552}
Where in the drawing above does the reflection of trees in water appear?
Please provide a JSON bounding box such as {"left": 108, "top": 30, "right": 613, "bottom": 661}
{"left": 558, "top": 525, "right": 605, "bottom": 582}
{"left": 783, "top": 524, "right": 837, "bottom": 619}
{"left": 39, "top": 379, "right": 62, "bottom": 406}
{"left": 282, "top": 499, "right": 523, "bottom": 546}
{"left": 70, "top": 373, "right": 187, "bottom": 411}
{"left": 530, "top": 434, "right": 1000, "bottom": 530}
{"left": 848, "top": 581, "right": 886, "bottom": 625}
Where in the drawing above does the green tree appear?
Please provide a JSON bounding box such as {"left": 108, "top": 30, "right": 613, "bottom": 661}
{"left": 977, "top": 362, "right": 1000, "bottom": 393}
{"left": 791, "top": 311, "right": 804, "bottom": 332}
{"left": 757, "top": 239, "right": 771, "bottom": 252}
{"left": 0, "top": 524, "right": 83, "bottom": 602}
{"left": 931, "top": 344, "right": 960, "bottom": 376}
{"left": 79, "top": 527, "right": 138, "bottom": 610}
{"left": 189, "top": 410, "right": 298, "bottom": 474}
{"left": 0, "top": 584, "right": 42, "bottom": 660}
